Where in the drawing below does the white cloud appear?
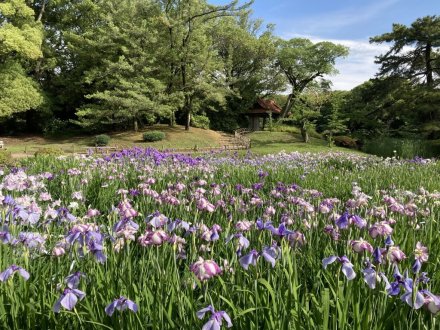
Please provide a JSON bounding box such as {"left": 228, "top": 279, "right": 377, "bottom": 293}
{"left": 326, "top": 39, "right": 390, "bottom": 90}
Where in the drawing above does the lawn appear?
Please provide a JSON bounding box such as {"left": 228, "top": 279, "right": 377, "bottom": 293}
{"left": 248, "top": 131, "right": 364, "bottom": 155}
{"left": 1, "top": 126, "right": 365, "bottom": 158}
{"left": 2, "top": 125, "right": 224, "bottom": 157}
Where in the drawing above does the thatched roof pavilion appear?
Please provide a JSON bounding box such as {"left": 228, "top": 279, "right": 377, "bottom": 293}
{"left": 245, "top": 98, "right": 282, "bottom": 131}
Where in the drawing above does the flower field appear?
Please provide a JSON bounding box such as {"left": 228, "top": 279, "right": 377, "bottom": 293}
{"left": 1, "top": 148, "right": 440, "bottom": 329}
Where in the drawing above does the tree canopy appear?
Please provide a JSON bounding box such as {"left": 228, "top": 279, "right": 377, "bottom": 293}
{"left": 371, "top": 15, "right": 440, "bottom": 88}
{"left": 0, "top": 0, "right": 44, "bottom": 118}
{"left": 275, "top": 38, "right": 348, "bottom": 118}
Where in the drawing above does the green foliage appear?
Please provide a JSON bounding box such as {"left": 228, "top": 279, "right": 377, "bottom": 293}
{"left": 68, "top": 1, "right": 168, "bottom": 130}
{"left": 0, "top": 0, "right": 44, "bottom": 118}
{"left": 143, "top": 131, "right": 165, "bottom": 142}
{"left": 94, "top": 134, "right": 111, "bottom": 146}
{"left": 0, "top": 62, "right": 44, "bottom": 117}
{"left": 42, "top": 118, "right": 69, "bottom": 137}
{"left": 333, "top": 136, "right": 359, "bottom": 149}
{"left": 362, "top": 137, "right": 440, "bottom": 158}
{"left": 370, "top": 15, "right": 440, "bottom": 87}
{"left": 275, "top": 38, "right": 349, "bottom": 118}
{"left": 0, "top": 0, "right": 43, "bottom": 60}
{"left": 34, "top": 147, "right": 64, "bottom": 157}
{"left": 0, "top": 150, "right": 14, "bottom": 166}
{"left": 191, "top": 115, "right": 210, "bottom": 129}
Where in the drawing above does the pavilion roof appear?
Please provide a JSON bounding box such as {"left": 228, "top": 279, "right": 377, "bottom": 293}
{"left": 246, "top": 98, "right": 282, "bottom": 115}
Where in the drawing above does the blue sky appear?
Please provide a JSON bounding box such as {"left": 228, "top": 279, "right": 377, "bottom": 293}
{"left": 211, "top": 0, "right": 439, "bottom": 90}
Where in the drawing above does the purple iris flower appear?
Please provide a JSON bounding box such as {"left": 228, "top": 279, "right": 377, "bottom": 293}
{"left": 105, "top": 296, "right": 138, "bottom": 316}
{"left": 0, "top": 226, "right": 12, "bottom": 244}
{"left": 256, "top": 219, "right": 272, "bottom": 231}
{"left": 379, "top": 266, "right": 424, "bottom": 309}
{"left": 239, "top": 245, "right": 280, "bottom": 270}
{"left": 412, "top": 259, "right": 422, "bottom": 274}
{"left": 88, "top": 241, "right": 106, "bottom": 264}
{"left": 261, "top": 245, "right": 279, "bottom": 267}
{"left": 53, "top": 288, "right": 86, "bottom": 312}
{"left": 335, "top": 212, "right": 349, "bottom": 229}
{"left": 0, "top": 265, "right": 30, "bottom": 282}
{"left": 197, "top": 305, "right": 232, "bottom": 330}
{"left": 322, "top": 255, "right": 356, "bottom": 280}
{"left": 350, "top": 214, "right": 367, "bottom": 228}
{"left": 167, "top": 219, "right": 190, "bottom": 232}
{"left": 225, "top": 233, "right": 249, "bottom": 256}
{"left": 381, "top": 268, "right": 426, "bottom": 310}
{"left": 267, "top": 223, "right": 294, "bottom": 237}
{"left": 2, "top": 195, "right": 15, "bottom": 206}
{"left": 239, "top": 249, "right": 259, "bottom": 270}
{"left": 372, "top": 247, "right": 386, "bottom": 264}
{"left": 420, "top": 290, "right": 440, "bottom": 314}
{"left": 56, "top": 207, "right": 76, "bottom": 222}
{"left": 385, "top": 235, "right": 394, "bottom": 246}
{"left": 65, "top": 272, "right": 85, "bottom": 289}
{"left": 113, "top": 218, "right": 139, "bottom": 233}
{"left": 361, "top": 260, "right": 377, "bottom": 289}
{"left": 147, "top": 211, "right": 169, "bottom": 228}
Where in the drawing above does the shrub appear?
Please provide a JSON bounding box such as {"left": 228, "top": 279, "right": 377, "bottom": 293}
{"left": 43, "top": 118, "right": 69, "bottom": 137}
{"left": 34, "top": 147, "right": 64, "bottom": 157}
{"left": 333, "top": 136, "right": 359, "bottom": 149}
{"left": 0, "top": 151, "right": 14, "bottom": 166}
{"left": 143, "top": 131, "right": 165, "bottom": 142}
{"left": 94, "top": 134, "right": 111, "bottom": 146}
{"left": 191, "top": 115, "right": 210, "bottom": 129}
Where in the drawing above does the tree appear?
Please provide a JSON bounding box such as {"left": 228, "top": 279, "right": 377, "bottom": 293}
{"left": 71, "top": 0, "right": 169, "bottom": 131}
{"left": 370, "top": 15, "right": 440, "bottom": 88}
{"left": 275, "top": 38, "right": 348, "bottom": 118}
{"left": 341, "top": 78, "right": 421, "bottom": 139}
{"left": 0, "top": 0, "right": 44, "bottom": 118}
{"left": 320, "top": 92, "right": 348, "bottom": 147}
{"left": 209, "top": 15, "right": 284, "bottom": 131}
{"left": 155, "top": 0, "right": 253, "bottom": 130}
{"left": 290, "top": 87, "right": 331, "bottom": 143}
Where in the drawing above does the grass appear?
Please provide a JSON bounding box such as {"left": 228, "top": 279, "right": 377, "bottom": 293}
{"left": 2, "top": 125, "right": 223, "bottom": 157}
{"left": 2, "top": 125, "right": 366, "bottom": 159}
{"left": 248, "top": 131, "right": 364, "bottom": 155}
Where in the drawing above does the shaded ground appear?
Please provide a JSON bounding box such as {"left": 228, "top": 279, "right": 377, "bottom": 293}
{"left": 0, "top": 126, "right": 363, "bottom": 158}
{"left": 247, "top": 131, "right": 364, "bottom": 154}
{"left": 1, "top": 125, "right": 224, "bottom": 157}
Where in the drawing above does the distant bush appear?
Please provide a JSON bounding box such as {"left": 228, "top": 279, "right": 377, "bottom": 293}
{"left": 0, "top": 151, "right": 14, "bottom": 166}
{"left": 271, "top": 124, "right": 323, "bottom": 139}
{"left": 143, "top": 131, "right": 165, "bottom": 142}
{"left": 94, "top": 134, "right": 111, "bottom": 146}
{"left": 43, "top": 118, "right": 69, "bottom": 137}
{"left": 333, "top": 136, "right": 359, "bottom": 149}
{"left": 191, "top": 115, "right": 210, "bottom": 130}
{"left": 34, "top": 147, "right": 64, "bottom": 157}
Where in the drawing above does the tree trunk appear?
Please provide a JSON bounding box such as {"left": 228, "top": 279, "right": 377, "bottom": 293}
{"left": 280, "top": 93, "right": 295, "bottom": 118}
{"left": 425, "top": 42, "right": 433, "bottom": 87}
{"left": 169, "top": 111, "right": 175, "bottom": 127}
{"left": 134, "top": 119, "right": 138, "bottom": 132}
{"left": 327, "top": 132, "right": 333, "bottom": 147}
{"left": 185, "top": 111, "right": 191, "bottom": 131}
{"left": 36, "top": 0, "right": 46, "bottom": 22}
{"left": 301, "top": 124, "right": 309, "bottom": 143}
